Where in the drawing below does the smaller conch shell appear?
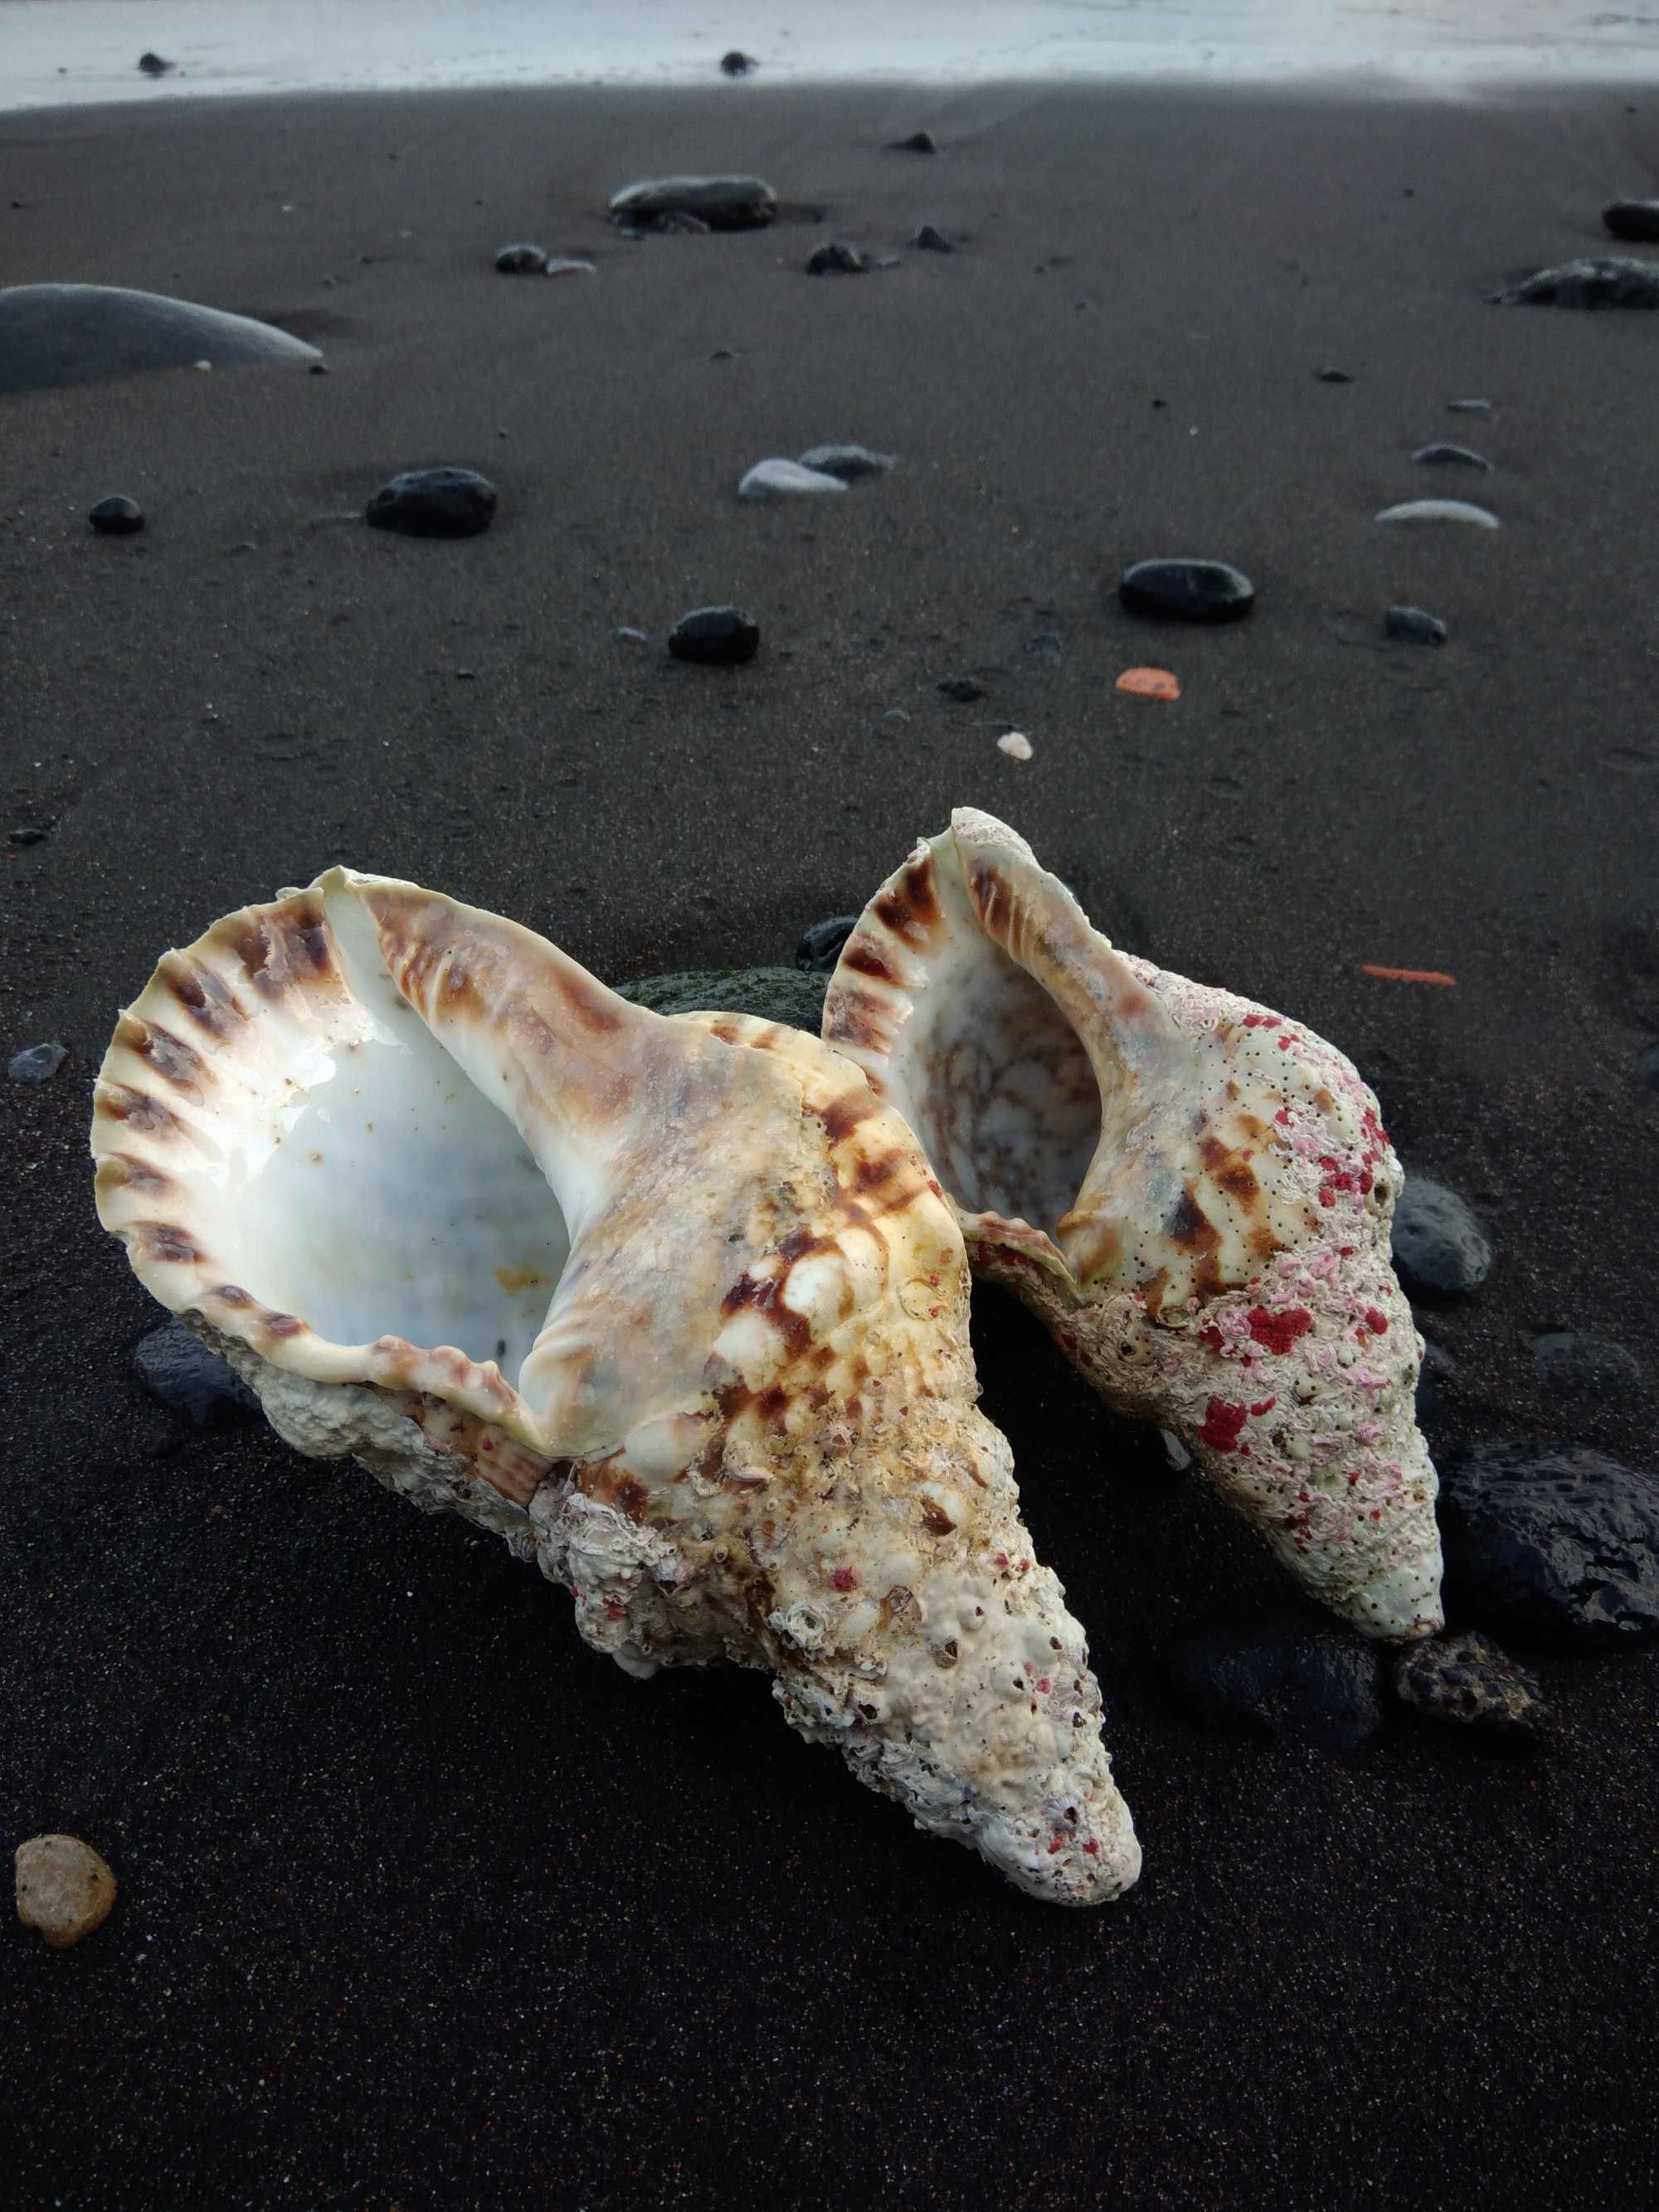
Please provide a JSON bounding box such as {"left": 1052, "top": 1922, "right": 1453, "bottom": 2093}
{"left": 92, "top": 869, "right": 1139, "bottom": 1903}
{"left": 823, "top": 809, "right": 1445, "bottom": 1642}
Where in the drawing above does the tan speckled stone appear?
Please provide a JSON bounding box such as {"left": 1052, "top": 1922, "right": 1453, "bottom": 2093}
{"left": 15, "top": 1835, "right": 117, "bottom": 1947}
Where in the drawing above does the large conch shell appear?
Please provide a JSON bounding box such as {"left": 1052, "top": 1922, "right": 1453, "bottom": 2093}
{"left": 91, "top": 870, "right": 1139, "bottom": 1903}
{"left": 823, "top": 809, "right": 1444, "bottom": 1642}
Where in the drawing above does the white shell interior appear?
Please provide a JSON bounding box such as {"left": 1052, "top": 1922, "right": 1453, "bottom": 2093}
{"left": 192, "top": 889, "right": 570, "bottom": 1377}
{"left": 885, "top": 909, "right": 1101, "bottom": 1239}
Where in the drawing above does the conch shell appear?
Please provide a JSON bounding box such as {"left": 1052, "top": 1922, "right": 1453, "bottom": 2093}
{"left": 91, "top": 869, "right": 1139, "bottom": 1903}
{"left": 823, "top": 809, "right": 1444, "bottom": 1642}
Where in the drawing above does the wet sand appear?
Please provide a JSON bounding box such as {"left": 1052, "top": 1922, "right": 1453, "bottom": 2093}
{"left": 2, "top": 77, "right": 1658, "bottom": 2210}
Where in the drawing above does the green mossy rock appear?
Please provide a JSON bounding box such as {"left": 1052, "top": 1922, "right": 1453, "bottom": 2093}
{"left": 615, "top": 966, "right": 829, "bottom": 1033}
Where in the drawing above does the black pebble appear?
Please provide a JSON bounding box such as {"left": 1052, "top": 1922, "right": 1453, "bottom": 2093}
{"left": 888, "top": 131, "right": 937, "bottom": 153}
{"left": 1316, "top": 367, "right": 1355, "bottom": 382}
{"left": 795, "top": 916, "right": 859, "bottom": 974}
{"left": 1438, "top": 1442, "right": 1659, "bottom": 1648}
{"left": 89, "top": 494, "right": 144, "bottom": 535}
{"left": 1391, "top": 1174, "right": 1492, "bottom": 1295}
{"left": 365, "top": 468, "right": 498, "bottom": 538}
{"left": 1385, "top": 605, "right": 1447, "bottom": 645}
{"left": 8, "top": 824, "right": 50, "bottom": 846}
{"left": 1119, "top": 557, "right": 1254, "bottom": 624}
{"left": 494, "top": 243, "right": 548, "bottom": 273}
{"left": 9, "top": 1043, "right": 66, "bottom": 1082}
{"left": 1167, "top": 1617, "right": 1384, "bottom": 1757}
{"left": 1413, "top": 441, "right": 1491, "bottom": 470}
{"left": 719, "top": 51, "right": 757, "bottom": 76}
{"left": 909, "top": 224, "right": 953, "bottom": 252}
{"left": 133, "top": 1320, "right": 262, "bottom": 1431}
{"left": 806, "top": 242, "right": 867, "bottom": 275}
{"left": 1603, "top": 198, "right": 1659, "bottom": 243}
{"left": 668, "top": 605, "right": 760, "bottom": 665}
{"left": 1392, "top": 1631, "right": 1546, "bottom": 1740}
{"left": 937, "top": 676, "right": 987, "bottom": 702}
{"left": 1530, "top": 1331, "right": 1643, "bottom": 1397}
{"left": 137, "top": 52, "right": 174, "bottom": 76}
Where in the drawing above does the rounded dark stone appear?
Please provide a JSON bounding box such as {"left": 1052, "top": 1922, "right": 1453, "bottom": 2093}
{"left": 1492, "top": 255, "right": 1659, "bottom": 309}
{"left": 719, "top": 51, "right": 757, "bottom": 76}
{"left": 0, "top": 284, "right": 321, "bottom": 395}
{"left": 1119, "top": 557, "right": 1255, "bottom": 625}
{"left": 1391, "top": 1174, "right": 1492, "bottom": 1296}
{"left": 1166, "top": 1617, "right": 1384, "bottom": 1758}
{"left": 494, "top": 244, "right": 548, "bottom": 274}
{"left": 937, "top": 676, "right": 987, "bottom": 702}
{"left": 1392, "top": 1631, "right": 1546, "bottom": 1739}
{"left": 1530, "top": 1331, "right": 1643, "bottom": 1397}
{"left": 795, "top": 916, "right": 859, "bottom": 974}
{"left": 909, "top": 224, "right": 953, "bottom": 252}
{"left": 607, "top": 176, "right": 776, "bottom": 231}
{"left": 1385, "top": 605, "right": 1447, "bottom": 645}
{"left": 1413, "top": 441, "right": 1492, "bottom": 470}
{"left": 89, "top": 494, "right": 144, "bottom": 535}
{"left": 888, "top": 132, "right": 937, "bottom": 153}
{"left": 137, "top": 52, "right": 175, "bottom": 75}
{"left": 1316, "top": 366, "right": 1355, "bottom": 382}
{"left": 365, "top": 468, "right": 497, "bottom": 539}
{"left": 806, "top": 242, "right": 868, "bottom": 275}
{"left": 8, "top": 824, "right": 50, "bottom": 846}
{"left": 616, "top": 967, "right": 827, "bottom": 1032}
{"left": 134, "top": 1320, "right": 261, "bottom": 1431}
{"left": 9, "top": 1043, "right": 66, "bottom": 1082}
{"left": 1438, "top": 1442, "right": 1659, "bottom": 1648}
{"left": 795, "top": 444, "right": 895, "bottom": 481}
{"left": 668, "top": 605, "right": 760, "bottom": 665}
{"left": 1603, "top": 198, "right": 1659, "bottom": 243}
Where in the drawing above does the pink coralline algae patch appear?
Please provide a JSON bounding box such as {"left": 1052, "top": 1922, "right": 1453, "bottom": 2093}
{"left": 1198, "top": 1398, "right": 1250, "bottom": 1451}
{"left": 1247, "top": 1305, "right": 1312, "bottom": 1355}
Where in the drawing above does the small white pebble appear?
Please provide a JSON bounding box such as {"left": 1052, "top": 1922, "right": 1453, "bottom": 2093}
{"left": 193, "top": 359, "right": 212, "bottom": 371}
{"left": 997, "top": 732, "right": 1033, "bottom": 761}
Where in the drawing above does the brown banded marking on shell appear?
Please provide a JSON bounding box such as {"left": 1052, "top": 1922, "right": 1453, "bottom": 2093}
{"left": 823, "top": 811, "right": 1444, "bottom": 1643}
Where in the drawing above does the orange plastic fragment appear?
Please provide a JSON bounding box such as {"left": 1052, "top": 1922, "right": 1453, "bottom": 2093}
{"left": 1115, "top": 666, "right": 1180, "bottom": 701}
{"left": 1358, "top": 965, "right": 1457, "bottom": 987}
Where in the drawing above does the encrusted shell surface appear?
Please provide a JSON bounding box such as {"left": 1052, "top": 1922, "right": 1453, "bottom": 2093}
{"left": 92, "top": 869, "right": 1139, "bottom": 1903}
{"left": 823, "top": 809, "right": 1445, "bottom": 1642}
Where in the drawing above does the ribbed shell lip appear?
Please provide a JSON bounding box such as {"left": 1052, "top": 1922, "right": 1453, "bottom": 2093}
{"left": 91, "top": 869, "right": 560, "bottom": 1451}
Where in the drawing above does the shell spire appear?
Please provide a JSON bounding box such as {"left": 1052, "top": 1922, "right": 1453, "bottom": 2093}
{"left": 825, "top": 809, "right": 1445, "bottom": 1643}
{"left": 92, "top": 869, "right": 1139, "bottom": 1904}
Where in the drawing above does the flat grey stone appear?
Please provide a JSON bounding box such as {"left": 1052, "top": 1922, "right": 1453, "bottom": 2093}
{"left": 0, "top": 284, "right": 320, "bottom": 394}
{"left": 738, "top": 459, "right": 848, "bottom": 500}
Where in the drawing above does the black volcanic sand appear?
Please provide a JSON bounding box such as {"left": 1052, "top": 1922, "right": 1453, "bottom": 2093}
{"left": 4, "top": 77, "right": 1659, "bottom": 2211}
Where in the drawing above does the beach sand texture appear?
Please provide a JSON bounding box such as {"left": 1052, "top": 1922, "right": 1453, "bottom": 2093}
{"left": 2, "top": 77, "right": 1658, "bottom": 2208}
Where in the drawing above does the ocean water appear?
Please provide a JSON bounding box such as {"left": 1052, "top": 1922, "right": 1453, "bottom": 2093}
{"left": 2, "top": 0, "right": 1658, "bottom": 111}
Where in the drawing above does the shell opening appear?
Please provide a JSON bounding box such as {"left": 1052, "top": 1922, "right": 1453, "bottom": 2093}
{"left": 880, "top": 917, "right": 1102, "bottom": 1244}
{"left": 228, "top": 882, "right": 572, "bottom": 1378}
